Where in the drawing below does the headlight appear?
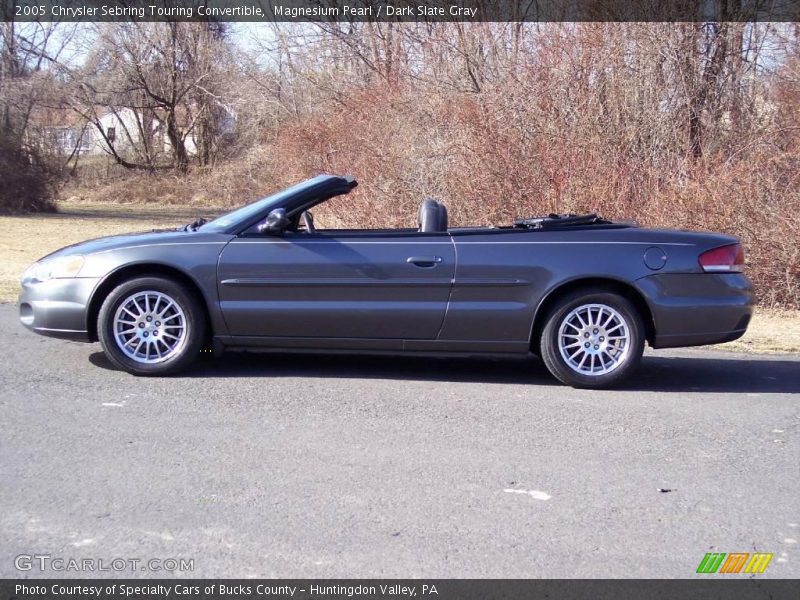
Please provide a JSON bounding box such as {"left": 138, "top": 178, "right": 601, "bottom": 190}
{"left": 22, "top": 255, "right": 85, "bottom": 283}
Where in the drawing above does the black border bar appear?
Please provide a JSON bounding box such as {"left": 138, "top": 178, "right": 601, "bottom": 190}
{"left": 2, "top": 580, "right": 800, "bottom": 600}
{"left": 5, "top": 0, "right": 800, "bottom": 23}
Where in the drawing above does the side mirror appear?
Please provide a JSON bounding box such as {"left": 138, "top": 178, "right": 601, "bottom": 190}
{"left": 258, "top": 208, "right": 289, "bottom": 233}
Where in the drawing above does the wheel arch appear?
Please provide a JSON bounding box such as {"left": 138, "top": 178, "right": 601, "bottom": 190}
{"left": 86, "top": 263, "right": 212, "bottom": 343}
{"left": 529, "top": 277, "right": 656, "bottom": 353}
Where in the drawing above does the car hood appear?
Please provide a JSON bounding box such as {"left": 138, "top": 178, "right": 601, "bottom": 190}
{"left": 37, "top": 228, "right": 231, "bottom": 262}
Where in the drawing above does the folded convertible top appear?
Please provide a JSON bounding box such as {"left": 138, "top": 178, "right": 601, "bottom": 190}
{"left": 513, "top": 213, "right": 636, "bottom": 229}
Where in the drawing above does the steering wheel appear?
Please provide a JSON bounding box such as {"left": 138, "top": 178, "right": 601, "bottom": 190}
{"left": 302, "top": 210, "right": 316, "bottom": 234}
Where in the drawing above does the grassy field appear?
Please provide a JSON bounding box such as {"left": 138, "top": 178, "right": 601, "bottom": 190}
{"left": 0, "top": 201, "right": 215, "bottom": 301}
{"left": 719, "top": 310, "right": 800, "bottom": 354}
{"left": 1, "top": 200, "right": 798, "bottom": 353}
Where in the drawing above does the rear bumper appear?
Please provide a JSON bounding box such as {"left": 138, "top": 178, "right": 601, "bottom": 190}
{"left": 636, "top": 273, "right": 754, "bottom": 349}
{"left": 17, "top": 277, "right": 100, "bottom": 342}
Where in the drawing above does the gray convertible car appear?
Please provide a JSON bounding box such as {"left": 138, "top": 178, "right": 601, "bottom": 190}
{"left": 18, "top": 174, "right": 753, "bottom": 388}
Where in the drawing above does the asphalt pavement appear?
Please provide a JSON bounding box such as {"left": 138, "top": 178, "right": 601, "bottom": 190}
{"left": 0, "top": 303, "right": 798, "bottom": 578}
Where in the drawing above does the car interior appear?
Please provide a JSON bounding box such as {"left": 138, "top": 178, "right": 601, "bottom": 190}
{"left": 294, "top": 198, "right": 449, "bottom": 235}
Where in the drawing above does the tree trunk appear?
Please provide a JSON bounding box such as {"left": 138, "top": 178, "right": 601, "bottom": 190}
{"left": 165, "top": 109, "right": 188, "bottom": 173}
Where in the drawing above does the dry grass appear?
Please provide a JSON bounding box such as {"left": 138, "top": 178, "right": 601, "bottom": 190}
{"left": 0, "top": 200, "right": 797, "bottom": 354}
{"left": 0, "top": 200, "right": 215, "bottom": 301}
{"left": 720, "top": 309, "right": 800, "bottom": 354}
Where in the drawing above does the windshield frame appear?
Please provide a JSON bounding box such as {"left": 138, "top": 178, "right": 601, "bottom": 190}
{"left": 198, "top": 175, "right": 346, "bottom": 235}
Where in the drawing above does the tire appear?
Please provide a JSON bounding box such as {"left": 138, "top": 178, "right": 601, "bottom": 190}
{"left": 539, "top": 288, "right": 645, "bottom": 388}
{"left": 97, "top": 276, "right": 205, "bottom": 376}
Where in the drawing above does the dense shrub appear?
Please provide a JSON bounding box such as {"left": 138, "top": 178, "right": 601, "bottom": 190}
{"left": 0, "top": 136, "right": 56, "bottom": 214}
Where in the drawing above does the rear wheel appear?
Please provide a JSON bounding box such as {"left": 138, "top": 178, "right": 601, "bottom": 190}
{"left": 539, "top": 289, "right": 644, "bottom": 388}
{"left": 97, "top": 277, "right": 205, "bottom": 376}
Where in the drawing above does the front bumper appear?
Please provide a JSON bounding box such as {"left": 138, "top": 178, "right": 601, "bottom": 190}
{"left": 18, "top": 277, "right": 100, "bottom": 341}
{"left": 636, "top": 273, "right": 754, "bottom": 349}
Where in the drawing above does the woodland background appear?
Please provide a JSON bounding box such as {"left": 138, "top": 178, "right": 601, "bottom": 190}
{"left": 1, "top": 20, "right": 799, "bottom": 305}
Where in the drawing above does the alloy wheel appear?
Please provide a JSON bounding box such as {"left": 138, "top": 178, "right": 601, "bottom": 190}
{"left": 113, "top": 291, "right": 187, "bottom": 364}
{"left": 557, "top": 303, "right": 631, "bottom": 376}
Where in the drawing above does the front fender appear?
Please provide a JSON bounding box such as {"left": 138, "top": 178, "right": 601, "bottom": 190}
{"left": 80, "top": 236, "right": 234, "bottom": 339}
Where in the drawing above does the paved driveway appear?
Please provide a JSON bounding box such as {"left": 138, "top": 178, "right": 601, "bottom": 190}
{"left": 1, "top": 304, "right": 798, "bottom": 578}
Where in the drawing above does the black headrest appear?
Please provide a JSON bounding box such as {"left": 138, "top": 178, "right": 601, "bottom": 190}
{"left": 419, "top": 198, "right": 448, "bottom": 233}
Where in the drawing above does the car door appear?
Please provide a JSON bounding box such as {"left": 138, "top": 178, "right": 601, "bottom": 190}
{"left": 217, "top": 230, "right": 455, "bottom": 340}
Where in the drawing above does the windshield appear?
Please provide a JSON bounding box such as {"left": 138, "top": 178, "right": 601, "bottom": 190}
{"left": 198, "top": 177, "right": 327, "bottom": 233}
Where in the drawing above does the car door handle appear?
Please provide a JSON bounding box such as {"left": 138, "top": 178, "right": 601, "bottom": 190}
{"left": 407, "top": 256, "right": 443, "bottom": 267}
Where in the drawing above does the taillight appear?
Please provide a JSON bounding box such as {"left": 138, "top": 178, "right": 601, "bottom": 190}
{"left": 698, "top": 243, "right": 744, "bottom": 273}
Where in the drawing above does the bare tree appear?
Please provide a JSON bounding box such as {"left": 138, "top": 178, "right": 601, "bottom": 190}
{"left": 66, "top": 22, "right": 235, "bottom": 172}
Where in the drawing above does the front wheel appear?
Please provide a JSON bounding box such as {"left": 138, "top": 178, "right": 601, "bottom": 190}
{"left": 539, "top": 289, "right": 645, "bottom": 388}
{"left": 97, "top": 276, "right": 205, "bottom": 376}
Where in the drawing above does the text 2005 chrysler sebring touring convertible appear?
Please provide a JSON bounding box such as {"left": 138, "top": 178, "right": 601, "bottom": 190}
{"left": 18, "top": 175, "right": 753, "bottom": 388}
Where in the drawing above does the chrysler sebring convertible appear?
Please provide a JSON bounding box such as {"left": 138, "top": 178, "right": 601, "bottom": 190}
{"left": 18, "top": 174, "right": 753, "bottom": 388}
